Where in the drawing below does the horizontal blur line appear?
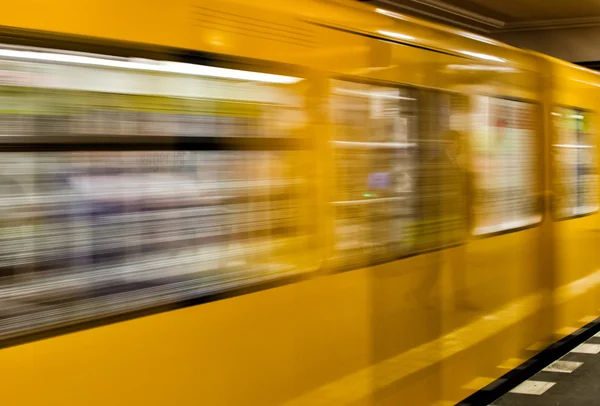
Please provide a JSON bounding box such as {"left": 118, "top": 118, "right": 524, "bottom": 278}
{"left": 0, "top": 136, "right": 313, "bottom": 151}
{"left": 333, "top": 141, "right": 417, "bottom": 148}
{"left": 194, "top": 20, "right": 315, "bottom": 47}
{"left": 0, "top": 272, "right": 307, "bottom": 350}
{"left": 305, "top": 21, "right": 468, "bottom": 59}
{"left": 192, "top": 5, "right": 311, "bottom": 35}
{"left": 192, "top": 12, "right": 316, "bottom": 39}
{"left": 553, "top": 144, "right": 594, "bottom": 149}
{"left": 553, "top": 209, "right": 599, "bottom": 222}
{"left": 2, "top": 237, "right": 298, "bottom": 272}
{"left": 333, "top": 197, "right": 408, "bottom": 205}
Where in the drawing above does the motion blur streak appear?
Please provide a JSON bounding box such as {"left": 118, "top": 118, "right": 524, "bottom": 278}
{"left": 0, "top": 0, "right": 598, "bottom": 406}
{"left": 0, "top": 48, "right": 302, "bottom": 83}
{"left": 0, "top": 45, "right": 312, "bottom": 338}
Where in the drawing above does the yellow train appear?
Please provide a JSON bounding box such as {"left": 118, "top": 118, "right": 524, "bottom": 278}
{"left": 0, "top": 0, "right": 598, "bottom": 405}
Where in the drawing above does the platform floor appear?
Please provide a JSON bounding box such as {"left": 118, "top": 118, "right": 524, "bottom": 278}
{"left": 492, "top": 332, "right": 600, "bottom": 405}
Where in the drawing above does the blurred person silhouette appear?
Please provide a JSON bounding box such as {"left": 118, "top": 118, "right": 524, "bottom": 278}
{"left": 412, "top": 129, "right": 477, "bottom": 311}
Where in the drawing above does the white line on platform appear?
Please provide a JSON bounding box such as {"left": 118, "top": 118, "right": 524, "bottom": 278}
{"left": 542, "top": 360, "right": 583, "bottom": 373}
{"left": 572, "top": 343, "right": 600, "bottom": 354}
{"left": 510, "top": 380, "right": 556, "bottom": 395}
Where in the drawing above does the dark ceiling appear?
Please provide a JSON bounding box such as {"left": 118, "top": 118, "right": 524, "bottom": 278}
{"left": 365, "top": 0, "right": 600, "bottom": 33}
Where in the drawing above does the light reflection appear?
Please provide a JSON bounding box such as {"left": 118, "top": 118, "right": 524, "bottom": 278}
{"left": 458, "top": 50, "right": 506, "bottom": 63}
{"left": 333, "top": 87, "right": 416, "bottom": 100}
{"left": 447, "top": 64, "right": 516, "bottom": 72}
{"left": 377, "top": 29, "right": 416, "bottom": 42}
{"left": 375, "top": 8, "right": 409, "bottom": 21}
{"left": 0, "top": 48, "right": 302, "bottom": 84}
{"left": 554, "top": 144, "right": 594, "bottom": 149}
{"left": 457, "top": 31, "right": 499, "bottom": 45}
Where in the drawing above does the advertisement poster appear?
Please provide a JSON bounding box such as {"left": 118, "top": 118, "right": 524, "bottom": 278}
{"left": 471, "top": 96, "right": 539, "bottom": 235}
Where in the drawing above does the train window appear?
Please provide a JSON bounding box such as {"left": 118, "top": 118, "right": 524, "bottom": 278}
{"left": 329, "top": 81, "right": 468, "bottom": 268}
{"left": 0, "top": 53, "right": 314, "bottom": 339}
{"left": 330, "top": 81, "right": 417, "bottom": 267}
{"left": 470, "top": 96, "right": 540, "bottom": 235}
{"left": 552, "top": 108, "right": 598, "bottom": 218}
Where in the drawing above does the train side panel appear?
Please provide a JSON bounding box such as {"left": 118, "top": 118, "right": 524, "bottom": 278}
{"left": 548, "top": 60, "right": 600, "bottom": 339}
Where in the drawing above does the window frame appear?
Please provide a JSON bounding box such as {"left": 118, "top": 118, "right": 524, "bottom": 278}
{"left": 468, "top": 94, "right": 544, "bottom": 239}
{"left": 551, "top": 104, "right": 598, "bottom": 221}
{"left": 328, "top": 76, "right": 475, "bottom": 272}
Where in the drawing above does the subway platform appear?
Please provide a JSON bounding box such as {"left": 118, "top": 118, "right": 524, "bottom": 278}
{"left": 491, "top": 331, "right": 600, "bottom": 405}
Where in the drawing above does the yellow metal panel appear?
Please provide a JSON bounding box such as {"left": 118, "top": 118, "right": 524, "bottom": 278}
{"left": 0, "top": 269, "right": 373, "bottom": 406}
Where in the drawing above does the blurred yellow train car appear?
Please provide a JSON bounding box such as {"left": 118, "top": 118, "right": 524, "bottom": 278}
{"left": 0, "top": 0, "right": 598, "bottom": 405}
